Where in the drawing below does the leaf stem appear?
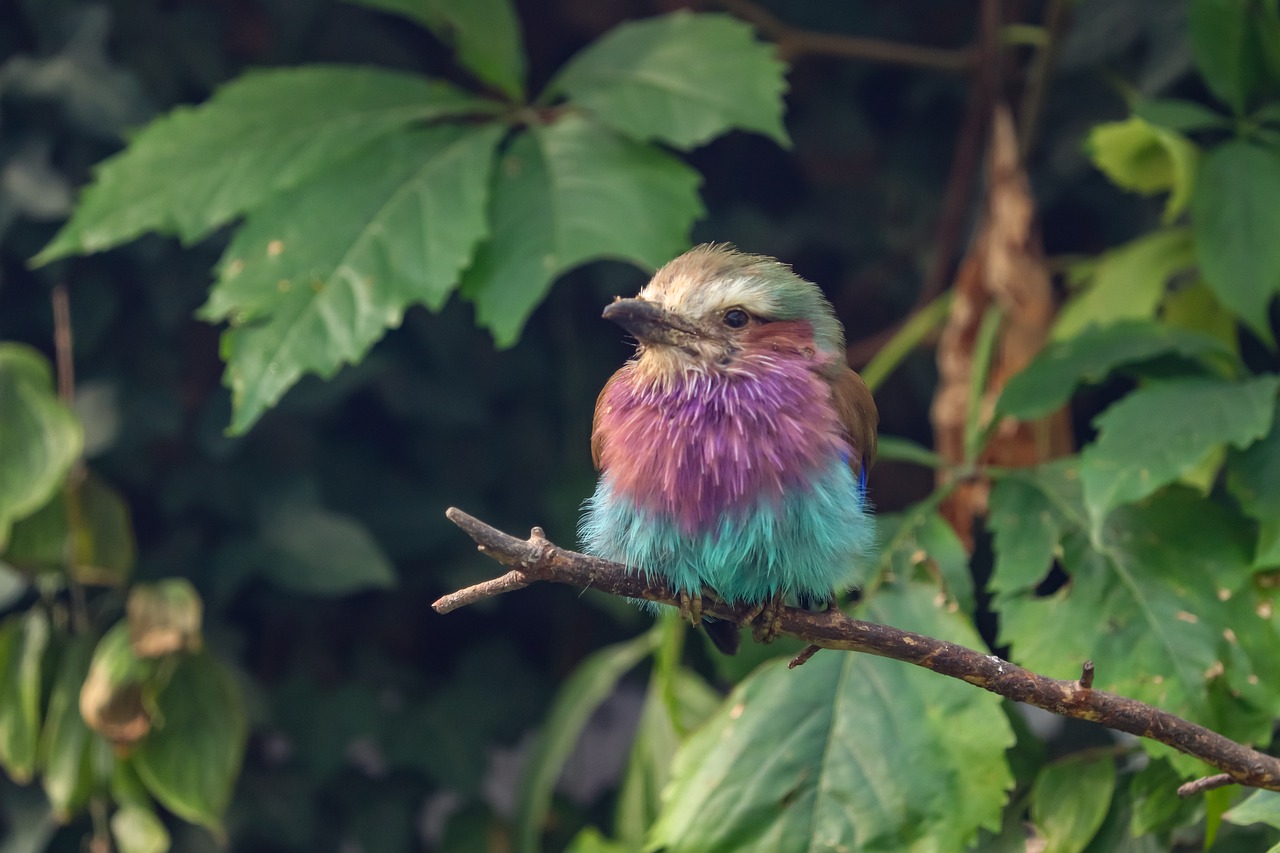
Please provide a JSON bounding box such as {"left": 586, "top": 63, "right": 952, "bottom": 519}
{"left": 964, "top": 303, "right": 1005, "bottom": 463}
{"left": 860, "top": 292, "right": 953, "bottom": 393}
{"left": 51, "top": 284, "right": 89, "bottom": 635}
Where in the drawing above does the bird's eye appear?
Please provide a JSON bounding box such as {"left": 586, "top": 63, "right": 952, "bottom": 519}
{"left": 723, "top": 308, "right": 750, "bottom": 329}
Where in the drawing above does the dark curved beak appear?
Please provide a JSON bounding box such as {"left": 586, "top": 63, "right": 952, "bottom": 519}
{"left": 602, "top": 298, "right": 703, "bottom": 346}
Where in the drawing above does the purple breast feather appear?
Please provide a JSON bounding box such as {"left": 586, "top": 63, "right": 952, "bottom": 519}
{"left": 596, "top": 354, "right": 850, "bottom": 534}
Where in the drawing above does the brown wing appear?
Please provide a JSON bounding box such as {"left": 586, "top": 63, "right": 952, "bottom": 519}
{"left": 590, "top": 369, "right": 628, "bottom": 470}
{"left": 830, "top": 365, "right": 879, "bottom": 478}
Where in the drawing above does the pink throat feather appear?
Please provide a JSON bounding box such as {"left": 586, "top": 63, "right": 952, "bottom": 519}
{"left": 595, "top": 322, "right": 851, "bottom": 534}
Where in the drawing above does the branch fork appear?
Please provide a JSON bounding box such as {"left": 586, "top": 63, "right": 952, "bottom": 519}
{"left": 435, "top": 507, "right": 1280, "bottom": 797}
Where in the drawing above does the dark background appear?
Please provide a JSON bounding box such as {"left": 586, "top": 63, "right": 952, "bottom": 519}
{"left": 0, "top": 0, "right": 1181, "bottom": 848}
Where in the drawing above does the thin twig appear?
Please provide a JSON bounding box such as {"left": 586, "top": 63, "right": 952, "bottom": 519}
{"left": 436, "top": 508, "right": 1280, "bottom": 797}
{"left": 789, "top": 644, "right": 822, "bottom": 668}
{"left": 1178, "top": 773, "right": 1237, "bottom": 798}
{"left": 714, "top": 0, "right": 974, "bottom": 72}
{"left": 434, "top": 568, "right": 531, "bottom": 613}
{"left": 51, "top": 285, "right": 89, "bottom": 634}
{"left": 847, "top": 0, "right": 999, "bottom": 369}
{"left": 1016, "top": 0, "right": 1071, "bottom": 160}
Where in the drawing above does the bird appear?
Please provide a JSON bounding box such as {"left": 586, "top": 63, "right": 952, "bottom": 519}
{"left": 579, "top": 244, "right": 877, "bottom": 654}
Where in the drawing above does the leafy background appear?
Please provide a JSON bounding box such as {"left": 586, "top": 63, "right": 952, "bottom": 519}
{"left": 4, "top": 0, "right": 1280, "bottom": 851}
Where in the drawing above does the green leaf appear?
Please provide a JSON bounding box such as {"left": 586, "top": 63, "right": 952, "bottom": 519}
{"left": 1031, "top": 754, "right": 1116, "bottom": 853}
{"left": 39, "top": 634, "right": 98, "bottom": 820}
{"left": 79, "top": 621, "right": 156, "bottom": 746}
{"left": 998, "top": 322, "right": 1237, "bottom": 420}
{"left": 203, "top": 123, "right": 503, "bottom": 433}
{"left": 133, "top": 651, "right": 247, "bottom": 831}
{"left": 1128, "top": 758, "right": 1200, "bottom": 837}
{"left": 35, "top": 67, "right": 495, "bottom": 263}
{"left": 1161, "top": 279, "right": 1239, "bottom": 350}
{"left": 987, "top": 466, "right": 1074, "bottom": 595}
{"left": 1080, "top": 375, "right": 1279, "bottom": 520}
{"left": 615, "top": 666, "right": 719, "bottom": 848}
{"left": 1134, "top": 98, "right": 1231, "bottom": 132}
{"left": 1052, "top": 229, "right": 1195, "bottom": 341}
{"left": 0, "top": 610, "right": 50, "bottom": 783}
{"left": 345, "top": 0, "right": 525, "bottom": 99}
{"left": 127, "top": 579, "right": 203, "bottom": 658}
{"left": 6, "top": 473, "right": 136, "bottom": 585}
{"left": 110, "top": 805, "right": 170, "bottom": 853}
{"left": 515, "top": 630, "right": 658, "bottom": 853}
{"left": 1226, "top": 789, "right": 1280, "bottom": 830}
{"left": 565, "top": 827, "right": 630, "bottom": 853}
{"left": 260, "top": 506, "right": 396, "bottom": 596}
{"left": 1193, "top": 139, "right": 1280, "bottom": 343}
{"left": 997, "top": 474, "right": 1280, "bottom": 771}
{"left": 0, "top": 344, "right": 84, "bottom": 549}
{"left": 1256, "top": 101, "right": 1280, "bottom": 128}
{"left": 550, "top": 11, "right": 789, "bottom": 150}
{"left": 1085, "top": 117, "right": 1199, "bottom": 222}
{"left": 651, "top": 582, "right": 1014, "bottom": 853}
{"left": 1189, "top": 0, "right": 1265, "bottom": 114}
{"left": 1227, "top": 401, "right": 1280, "bottom": 566}
{"left": 461, "top": 115, "right": 704, "bottom": 346}
{"left": 879, "top": 510, "right": 973, "bottom": 613}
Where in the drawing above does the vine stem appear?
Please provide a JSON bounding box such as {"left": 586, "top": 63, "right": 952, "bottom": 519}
{"left": 435, "top": 507, "right": 1280, "bottom": 798}
{"left": 52, "top": 284, "right": 90, "bottom": 635}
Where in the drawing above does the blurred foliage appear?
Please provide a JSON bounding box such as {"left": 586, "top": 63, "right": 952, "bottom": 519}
{"left": 4, "top": 0, "right": 1280, "bottom": 851}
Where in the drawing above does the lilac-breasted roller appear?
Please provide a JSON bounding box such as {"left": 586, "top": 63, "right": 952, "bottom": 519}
{"left": 580, "top": 244, "right": 878, "bottom": 653}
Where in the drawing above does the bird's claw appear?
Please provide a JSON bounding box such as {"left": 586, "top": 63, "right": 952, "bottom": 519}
{"left": 677, "top": 590, "right": 704, "bottom": 626}
{"left": 749, "top": 592, "right": 786, "bottom": 644}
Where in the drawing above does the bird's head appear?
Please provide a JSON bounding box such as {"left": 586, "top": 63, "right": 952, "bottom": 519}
{"left": 604, "top": 244, "right": 845, "bottom": 376}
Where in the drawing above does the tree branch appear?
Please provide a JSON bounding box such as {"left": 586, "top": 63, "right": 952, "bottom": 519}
{"left": 435, "top": 507, "right": 1280, "bottom": 797}
{"left": 713, "top": 0, "right": 974, "bottom": 72}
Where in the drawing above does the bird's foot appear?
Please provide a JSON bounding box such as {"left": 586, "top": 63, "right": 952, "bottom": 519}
{"left": 677, "top": 589, "right": 704, "bottom": 626}
{"left": 749, "top": 592, "right": 787, "bottom": 644}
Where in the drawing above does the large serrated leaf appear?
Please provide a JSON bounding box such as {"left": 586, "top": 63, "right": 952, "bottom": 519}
{"left": 1192, "top": 139, "right": 1280, "bottom": 343}
{"left": 0, "top": 345, "right": 84, "bottom": 550}
{"left": 0, "top": 611, "right": 50, "bottom": 783}
{"left": 550, "top": 11, "right": 789, "bottom": 150}
{"left": 35, "top": 67, "right": 495, "bottom": 263}
{"left": 462, "top": 115, "right": 704, "bottom": 346}
{"left": 1225, "top": 789, "right": 1280, "bottom": 831}
{"left": 987, "top": 466, "right": 1075, "bottom": 595}
{"left": 203, "top": 123, "right": 503, "bottom": 433}
{"left": 650, "top": 582, "right": 1013, "bottom": 853}
{"left": 1227, "top": 402, "right": 1280, "bottom": 566}
{"left": 133, "top": 651, "right": 247, "bottom": 831}
{"left": 1053, "top": 229, "right": 1195, "bottom": 341}
{"left": 997, "top": 322, "right": 1237, "bottom": 421}
{"left": 878, "top": 509, "right": 973, "bottom": 612}
{"left": 344, "top": 0, "right": 525, "bottom": 100}
{"left": 1080, "top": 375, "right": 1279, "bottom": 520}
{"left": 995, "top": 471, "right": 1280, "bottom": 774}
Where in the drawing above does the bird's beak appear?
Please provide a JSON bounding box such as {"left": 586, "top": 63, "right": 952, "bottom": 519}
{"left": 602, "top": 298, "right": 704, "bottom": 346}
